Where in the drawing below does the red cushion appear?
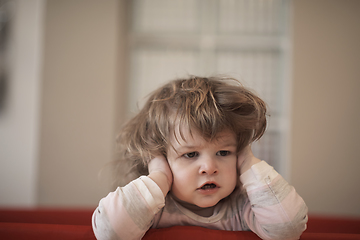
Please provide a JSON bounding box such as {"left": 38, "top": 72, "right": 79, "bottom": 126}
{"left": 301, "top": 233, "right": 360, "bottom": 240}
{"left": 1, "top": 223, "right": 360, "bottom": 240}
{"left": 144, "top": 226, "right": 261, "bottom": 240}
{"left": 143, "top": 226, "right": 360, "bottom": 240}
{"left": 0, "top": 208, "right": 93, "bottom": 225}
{"left": 1, "top": 209, "right": 360, "bottom": 240}
{"left": 0, "top": 222, "right": 96, "bottom": 240}
{"left": 306, "top": 215, "right": 360, "bottom": 234}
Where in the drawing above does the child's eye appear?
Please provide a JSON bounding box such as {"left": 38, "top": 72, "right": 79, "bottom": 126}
{"left": 184, "top": 152, "right": 198, "bottom": 158}
{"left": 217, "top": 151, "right": 230, "bottom": 156}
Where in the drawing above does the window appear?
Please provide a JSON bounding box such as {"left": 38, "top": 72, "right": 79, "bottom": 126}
{"left": 127, "top": 0, "right": 292, "bottom": 178}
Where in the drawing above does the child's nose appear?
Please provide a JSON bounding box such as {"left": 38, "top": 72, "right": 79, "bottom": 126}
{"left": 199, "top": 156, "right": 218, "bottom": 175}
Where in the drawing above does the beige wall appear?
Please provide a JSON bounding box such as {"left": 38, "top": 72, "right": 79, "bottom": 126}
{"left": 0, "top": 0, "right": 45, "bottom": 206}
{"left": 38, "top": 0, "right": 126, "bottom": 206}
{"left": 291, "top": 0, "right": 360, "bottom": 216}
{"left": 10, "top": 0, "right": 358, "bottom": 216}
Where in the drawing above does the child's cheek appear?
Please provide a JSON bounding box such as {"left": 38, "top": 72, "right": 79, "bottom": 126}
{"left": 171, "top": 167, "right": 188, "bottom": 185}
{"left": 167, "top": 162, "right": 180, "bottom": 179}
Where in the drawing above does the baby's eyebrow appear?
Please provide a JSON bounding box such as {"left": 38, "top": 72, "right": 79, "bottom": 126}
{"left": 174, "top": 145, "right": 199, "bottom": 152}
{"left": 169, "top": 146, "right": 195, "bottom": 157}
{"left": 213, "top": 138, "right": 237, "bottom": 147}
{"left": 218, "top": 144, "right": 237, "bottom": 149}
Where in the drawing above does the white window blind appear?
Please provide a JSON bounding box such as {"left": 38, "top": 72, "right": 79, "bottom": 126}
{"left": 127, "top": 0, "right": 292, "bottom": 179}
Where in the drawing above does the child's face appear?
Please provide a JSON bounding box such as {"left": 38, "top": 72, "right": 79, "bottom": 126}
{"left": 167, "top": 126, "right": 238, "bottom": 208}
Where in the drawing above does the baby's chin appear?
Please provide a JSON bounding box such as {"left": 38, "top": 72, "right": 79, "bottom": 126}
{"left": 195, "top": 200, "right": 221, "bottom": 209}
{"left": 172, "top": 194, "right": 218, "bottom": 210}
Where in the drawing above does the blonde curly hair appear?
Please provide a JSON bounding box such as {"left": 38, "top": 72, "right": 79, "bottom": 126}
{"left": 114, "top": 76, "right": 267, "bottom": 186}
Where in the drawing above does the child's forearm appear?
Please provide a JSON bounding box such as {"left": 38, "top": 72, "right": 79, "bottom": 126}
{"left": 240, "top": 161, "right": 308, "bottom": 240}
{"left": 92, "top": 176, "right": 166, "bottom": 240}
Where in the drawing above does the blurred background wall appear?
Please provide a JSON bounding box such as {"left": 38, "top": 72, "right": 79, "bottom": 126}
{"left": 0, "top": 0, "right": 44, "bottom": 206}
{"left": 291, "top": 0, "right": 360, "bottom": 217}
{"left": 0, "top": 0, "right": 359, "bottom": 217}
{"left": 37, "top": 0, "right": 125, "bottom": 206}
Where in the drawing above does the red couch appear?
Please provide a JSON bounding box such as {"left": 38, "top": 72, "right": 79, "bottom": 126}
{"left": 1, "top": 208, "right": 359, "bottom": 240}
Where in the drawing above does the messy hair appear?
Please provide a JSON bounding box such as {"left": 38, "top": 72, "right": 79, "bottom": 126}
{"left": 114, "top": 76, "right": 267, "bottom": 185}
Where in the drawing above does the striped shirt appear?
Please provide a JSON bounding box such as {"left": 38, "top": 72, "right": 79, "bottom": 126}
{"left": 92, "top": 161, "right": 308, "bottom": 240}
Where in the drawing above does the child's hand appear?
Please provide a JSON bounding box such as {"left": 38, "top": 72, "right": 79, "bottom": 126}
{"left": 237, "top": 145, "right": 261, "bottom": 175}
{"left": 148, "top": 155, "right": 173, "bottom": 196}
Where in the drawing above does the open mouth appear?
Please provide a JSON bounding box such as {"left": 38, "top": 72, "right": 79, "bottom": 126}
{"left": 200, "top": 183, "right": 217, "bottom": 190}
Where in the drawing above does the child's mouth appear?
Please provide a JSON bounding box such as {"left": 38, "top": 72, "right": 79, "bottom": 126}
{"left": 200, "top": 183, "right": 217, "bottom": 190}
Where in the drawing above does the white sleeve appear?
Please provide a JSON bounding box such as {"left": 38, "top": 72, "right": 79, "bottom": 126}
{"left": 92, "top": 176, "right": 165, "bottom": 240}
